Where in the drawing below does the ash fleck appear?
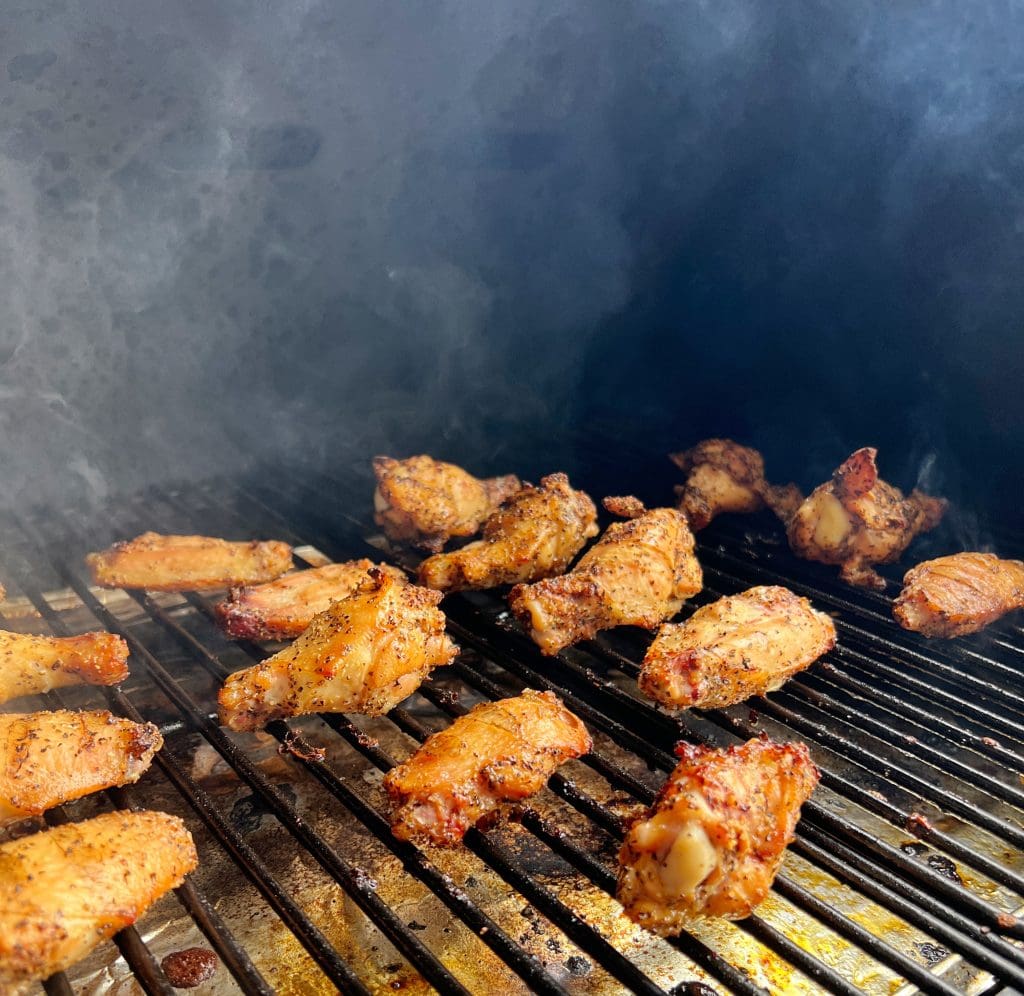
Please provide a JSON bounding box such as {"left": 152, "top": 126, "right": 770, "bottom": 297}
{"left": 678, "top": 984, "right": 719, "bottom": 996}
{"left": 565, "top": 955, "right": 590, "bottom": 977}
{"left": 408, "top": 920, "right": 427, "bottom": 931}
{"left": 278, "top": 732, "right": 326, "bottom": 762}
{"left": 926, "top": 854, "right": 962, "bottom": 884}
{"left": 520, "top": 905, "right": 537, "bottom": 919}
{"left": 900, "top": 841, "right": 928, "bottom": 856}
{"left": 435, "top": 688, "right": 460, "bottom": 707}
{"left": 915, "top": 942, "right": 947, "bottom": 966}
{"left": 545, "top": 938, "right": 562, "bottom": 954}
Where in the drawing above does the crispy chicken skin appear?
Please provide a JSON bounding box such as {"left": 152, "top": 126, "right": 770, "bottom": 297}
{"left": 0, "top": 710, "right": 162, "bottom": 826}
{"left": 373, "top": 455, "right": 522, "bottom": 553}
{"left": 418, "top": 473, "right": 598, "bottom": 593}
{"left": 215, "top": 560, "right": 407, "bottom": 641}
{"left": 0, "top": 810, "right": 197, "bottom": 992}
{"left": 508, "top": 498, "right": 702, "bottom": 655}
{"left": 0, "top": 630, "right": 129, "bottom": 706}
{"left": 640, "top": 586, "right": 835, "bottom": 711}
{"left": 87, "top": 532, "right": 293, "bottom": 591}
{"left": 219, "top": 569, "right": 458, "bottom": 731}
{"left": 617, "top": 737, "right": 819, "bottom": 931}
{"left": 893, "top": 552, "right": 1024, "bottom": 638}
{"left": 778, "top": 448, "right": 947, "bottom": 589}
{"left": 384, "top": 689, "right": 591, "bottom": 845}
{"left": 669, "top": 440, "right": 802, "bottom": 530}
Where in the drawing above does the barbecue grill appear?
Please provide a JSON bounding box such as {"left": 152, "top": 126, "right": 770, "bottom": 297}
{"left": 3, "top": 434, "right": 1022, "bottom": 996}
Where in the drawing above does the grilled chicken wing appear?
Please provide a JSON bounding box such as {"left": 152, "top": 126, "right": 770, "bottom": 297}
{"left": 778, "top": 448, "right": 946, "bottom": 589}
{"left": 215, "top": 560, "right": 408, "bottom": 640}
{"left": 384, "top": 689, "right": 591, "bottom": 845}
{"left": 640, "top": 586, "right": 835, "bottom": 711}
{"left": 0, "top": 710, "right": 162, "bottom": 826}
{"left": 0, "top": 630, "right": 129, "bottom": 706}
{"left": 617, "top": 737, "right": 819, "bottom": 931}
{"left": 508, "top": 498, "right": 702, "bottom": 655}
{"left": 893, "top": 552, "right": 1024, "bottom": 638}
{"left": 87, "top": 532, "right": 293, "bottom": 591}
{"left": 419, "top": 473, "right": 598, "bottom": 593}
{"left": 373, "top": 455, "right": 522, "bottom": 553}
{"left": 0, "top": 809, "right": 197, "bottom": 992}
{"left": 669, "top": 440, "right": 802, "bottom": 530}
{"left": 219, "top": 569, "right": 458, "bottom": 731}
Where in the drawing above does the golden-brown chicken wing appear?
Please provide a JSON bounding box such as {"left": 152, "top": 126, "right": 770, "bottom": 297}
{"left": 418, "top": 473, "right": 598, "bottom": 593}
{"left": 669, "top": 439, "right": 802, "bottom": 530}
{"left": 0, "top": 630, "right": 129, "bottom": 706}
{"left": 617, "top": 737, "right": 818, "bottom": 931}
{"left": 384, "top": 689, "right": 591, "bottom": 845}
{"left": 508, "top": 498, "right": 702, "bottom": 655}
{"left": 778, "top": 448, "right": 946, "bottom": 589}
{"left": 373, "top": 455, "right": 522, "bottom": 552}
{"left": 219, "top": 569, "right": 458, "bottom": 731}
{"left": 214, "top": 560, "right": 408, "bottom": 640}
{"left": 0, "top": 809, "right": 197, "bottom": 992}
{"left": 86, "top": 532, "right": 293, "bottom": 591}
{"left": 893, "top": 552, "right": 1024, "bottom": 638}
{"left": 640, "top": 586, "right": 835, "bottom": 711}
{"left": 0, "top": 710, "right": 162, "bottom": 827}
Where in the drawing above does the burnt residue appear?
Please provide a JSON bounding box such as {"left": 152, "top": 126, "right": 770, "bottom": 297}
{"left": 899, "top": 841, "right": 928, "bottom": 857}
{"left": 160, "top": 947, "right": 217, "bottom": 988}
{"left": 925, "top": 853, "right": 963, "bottom": 885}
{"left": 229, "top": 784, "right": 297, "bottom": 834}
{"left": 914, "top": 942, "right": 948, "bottom": 966}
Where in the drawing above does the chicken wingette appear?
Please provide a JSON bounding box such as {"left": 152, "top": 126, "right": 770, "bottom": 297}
{"left": 215, "top": 560, "right": 408, "bottom": 640}
{"left": 0, "top": 630, "right": 129, "bottom": 706}
{"left": 87, "top": 532, "right": 293, "bottom": 591}
{"left": 640, "top": 586, "right": 836, "bottom": 710}
{"left": 418, "top": 473, "right": 598, "bottom": 593}
{"left": 384, "top": 689, "right": 591, "bottom": 845}
{"left": 617, "top": 737, "right": 819, "bottom": 931}
{"left": 0, "top": 810, "right": 197, "bottom": 992}
{"left": 777, "top": 447, "right": 946, "bottom": 589}
{"left": 508, "top": 497, "right": 702, "bottom": 655}
{"left": 894, "top": 552, "right": 1024, "bottom": 638}
{"left": 0, "top": 710, "right": 162, "bottom": 826}
{"left": 219, "top": 569, "right": 458, "bottom": 731}
{"left": 373, "top": 454, "right": 522, "bottom": 552}
{"left": 669, "top": 439, "right": 802, "bottom": 530}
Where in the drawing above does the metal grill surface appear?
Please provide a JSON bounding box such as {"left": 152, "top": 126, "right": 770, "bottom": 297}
{"left": 2, "top": 453, "right": 1023, "bottom": 996}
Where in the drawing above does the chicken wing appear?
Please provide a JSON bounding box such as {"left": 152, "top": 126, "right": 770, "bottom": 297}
{"left": 508, "top": 498, "right": 702, "bottom": 655}
{"left": 617, "top": 737, "right": 819, "bottom": 931}
{"left": 669, "top": 439, "right": 802, "bottom": 530}
{"left": 373, "top": 454, "right": 522, "bottom": 552}
{"left": 640, "top": 586, "right": 835, "bottom": 711}
{"left": 893, "top": 552, "right": 1024, "bottom": 638}
{"left": 0, "top": 630, "right": 129, "bottom": 706}
{"left": 0, "top": 810, "right": 197, "bottom": 992}
{"left": 87, "top": 532, "right": 293, "bottom": 591}
{"left": 215, "top": 560, "right": 408, "bottom": 640}
{"left": 219, "top": 569, "right": 458, "bottom": 731}
{"left": 0, "top": 710, "right": 162, "bottom": 827}
{"left": 384, "top": 689, "right": 591, "bottom": 845}
{"left": 418, "top": 473, "right": 598, "bottom": 593}
{"left": 778, "top": 448, "right": 946, "bottom": 589}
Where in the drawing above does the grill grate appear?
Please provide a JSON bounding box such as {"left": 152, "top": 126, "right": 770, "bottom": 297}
{"left": 2, "top": 449, "right": 1022, "bottom": 995}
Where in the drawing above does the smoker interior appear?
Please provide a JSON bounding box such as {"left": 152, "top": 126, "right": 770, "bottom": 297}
{"left": 3, "top": 440, "right": 1024, "bottom": 996}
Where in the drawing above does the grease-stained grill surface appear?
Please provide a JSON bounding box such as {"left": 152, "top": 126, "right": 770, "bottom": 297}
{"left": 1, "top": 449, "right": 1022, "bottom": 995}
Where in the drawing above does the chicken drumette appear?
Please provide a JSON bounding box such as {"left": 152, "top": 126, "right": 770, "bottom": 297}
{"left": 775, "top": 447, "right": 946, "bottom": 589}
{"left": 508, "top": 497, "right": 702, "bottom": 655}
{"left": 418, "top": 473, "right": 598, "bottom": 593}
{"left": 373, "top": 455, "right": 521, "bottom": 552}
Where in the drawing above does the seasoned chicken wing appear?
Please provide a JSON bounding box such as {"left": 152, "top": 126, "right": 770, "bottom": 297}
{"left": 374, "top": 455, "right": 522, "bottom": 552}
{"left": 669, "top": 439, "right": 802, "bottom": 530}
{"left": 419, "top": 473, "right": 598, "bottom": 593}
{"left": 894, "top": 552, "right": 1024, "bottom": 638}
{"left": 384, "top": 689, "right": 591, "bottom": 845}
{"left": 219, "top": 569, "right": 458, "bottom": 731}
{"left": 778, "top": 448, "right": 946, "bottom": 589}
{"left": 0, "top": 710, "right": 162, "bottom": 827}
{"left": 617, "top": 737, "right": 819, "bottom": 930}
{"left": 0, "top": 810, "right": 197, "bottom": 993}
{"left": 215, "top": 560, "right": 408, "bottom": 640}
{"left": 87, "top": 532, "right": 293, "bottom": 591}
{"left": 0, "top": 630, "right": 129, "bottom": 706}
{"left": 508, "top": 498, "right": 702, "bottom": 655}
{"left": 640, "top": 586, "right": 835, "bottom": 710}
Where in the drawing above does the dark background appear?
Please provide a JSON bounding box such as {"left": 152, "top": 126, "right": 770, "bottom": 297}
{"left": 2, "top": 1, "right": 1022, "bottom": 523}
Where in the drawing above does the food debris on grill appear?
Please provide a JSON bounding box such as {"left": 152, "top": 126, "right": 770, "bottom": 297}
{"left": 160, "top": 947, "right": 218, "bottom": 988}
